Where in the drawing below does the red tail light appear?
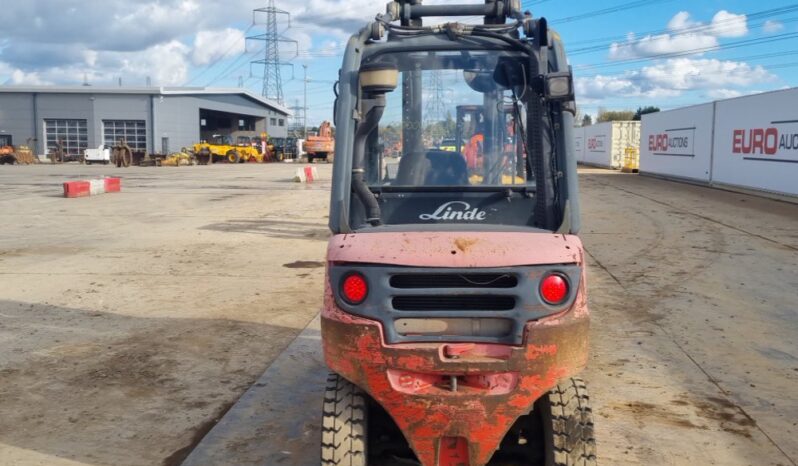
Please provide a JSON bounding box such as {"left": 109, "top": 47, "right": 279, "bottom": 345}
{"left": 341, "top": 272, "right": 368, "bottom": 304}
{"left": 540, "top": 273, "right": 569, "bottom": 305}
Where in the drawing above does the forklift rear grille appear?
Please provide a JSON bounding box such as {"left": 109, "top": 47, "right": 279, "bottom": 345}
{"left": 392, "top": 295, "right": 516, "bottom": 311}
{"left": 390, "top": 273, "right": 517, "bottom": 289}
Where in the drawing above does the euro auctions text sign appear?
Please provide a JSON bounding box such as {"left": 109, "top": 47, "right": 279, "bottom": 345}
{"left": 730, "top": 124, "right": 798, "bottom": 161}
{"left": 713, "top": 88, "right": 798, "bottom": 196}
{"left": 639, "top": 103, "right": 714, "bottom": 182}
{"left": 648, "top": 127, "right": 695, "bottom": 157}
{"left": 587, "top": 135, "right": 605, "bottom": 152}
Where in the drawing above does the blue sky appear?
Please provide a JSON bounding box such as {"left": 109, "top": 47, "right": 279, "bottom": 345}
{"left": 1, "top": 0, "right": 796, "bottom": 124}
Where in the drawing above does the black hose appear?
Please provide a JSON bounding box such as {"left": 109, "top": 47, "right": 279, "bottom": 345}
{"left": 352, "top": 97, "right": 386, "bottom": 226}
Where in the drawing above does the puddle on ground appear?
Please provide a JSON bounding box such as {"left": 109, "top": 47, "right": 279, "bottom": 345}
{"left": 283, "top": 261, "right": 324, "bottom": 269}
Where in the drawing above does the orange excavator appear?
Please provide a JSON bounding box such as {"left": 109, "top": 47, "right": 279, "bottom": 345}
{"left": 303, "top": 121, "right": 335, "bottom": 163}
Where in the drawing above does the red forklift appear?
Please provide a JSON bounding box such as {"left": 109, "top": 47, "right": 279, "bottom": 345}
{"left": 322, "top": 1, "right": 593, "bottom": 465}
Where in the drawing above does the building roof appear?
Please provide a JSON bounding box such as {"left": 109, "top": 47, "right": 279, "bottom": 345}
{"left": 0, "top": 85, "right": 291, "bottom": 116}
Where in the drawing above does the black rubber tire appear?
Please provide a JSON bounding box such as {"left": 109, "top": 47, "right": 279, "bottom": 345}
{"left": 197, "top": 149, "right": 212, "bottom": 165}
{"left": 539, "top": 378, "right": 597, "bottom": 466}
{"left": 226, "top": 150, "right": 240, "bottom": 164}
{"left": 321, "top": 373, "right": 367, "bottom": 466}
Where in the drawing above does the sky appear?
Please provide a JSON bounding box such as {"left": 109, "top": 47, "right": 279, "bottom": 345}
{"left": 1, "top": 0, "right": 797, "bottom": 125}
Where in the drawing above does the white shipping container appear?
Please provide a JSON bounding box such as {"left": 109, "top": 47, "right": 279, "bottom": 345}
{"left": 573, "top": 126, "right": 585, "bottom": 163}
{"left": 640, "top": 103, "right": 715, "bottom": 182}
{"left": 582, "top": 121, "right": 640, "bottom": 169}
{"left": 712, "top": 88, "right": 798, "bottom": 196}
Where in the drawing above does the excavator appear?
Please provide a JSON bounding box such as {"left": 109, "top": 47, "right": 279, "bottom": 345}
{"left": 321, "top": 1, "right": 594, "bottom": 465}
{"left": 0, "top": 137, "right": 36, "bottom": 165}
{"left": 304, "top": 121, "right": 336, "bottom": 163}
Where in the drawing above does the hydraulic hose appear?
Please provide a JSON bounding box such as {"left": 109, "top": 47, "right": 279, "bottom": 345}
{"left": 352, "top": 96, "right": 386, "bottom": 226}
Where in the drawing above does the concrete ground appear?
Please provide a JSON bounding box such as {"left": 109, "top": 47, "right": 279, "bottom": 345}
{"left": 0, "top": 164, "right": 796, "bottom": 466}
{"left": 0, "top": 163, "right": 331, "bottom": 465}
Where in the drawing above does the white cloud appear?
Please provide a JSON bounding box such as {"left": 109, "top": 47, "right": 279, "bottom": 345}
{"left": 667, "top": 11, "right": 698, "bottom": 31}
{"left": 576, "top": 58, "right": 774, "bottom": 101}
{"left": 121, "top": 41, "right": 191, "bottom": 86}
{"left": 3, "top": 40, "right": 192, "bottom": 87}
{"left": 0, "top": 62, "right": 52, "bottom": 85}
{"left": 192, "top": 28, "right": 246, "bottom": 66}
{"left": 710, "top": 11, "right": 748, "bottom": 38}
{"left": 609, "top": 10, "right": 748, "bottom": 60}
{"left": 609, "top": 32, "right": 717, "bottom": 60}
{"left": 763, "top": 20, "right": 785, "bottom": 34}
{"left": 0, "top": 0, "right": 385, "bottom": 86}
{"left": 706, "top": 89, "right": 742, "bottom": 99}
{"left": 641, "top": 58, "right": 771, "bottom": 89}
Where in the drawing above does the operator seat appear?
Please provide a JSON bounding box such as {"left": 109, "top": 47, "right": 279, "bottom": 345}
{"left": 395, "top": 149, "right": 469, "bottom": 186}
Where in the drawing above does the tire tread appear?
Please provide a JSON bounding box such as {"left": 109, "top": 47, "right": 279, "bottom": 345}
{"left": 321, "top": 373, "right": 367, "bottom": 466}
{"left": 547, "top": 377, "right": 597, "bottom": 466}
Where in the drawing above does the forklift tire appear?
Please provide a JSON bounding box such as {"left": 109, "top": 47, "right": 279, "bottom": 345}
{"left": 321, "top": 373, "right": 367, "bottom": 466}
{"left": 540, "top": 378, "right": 596, "bottom": 466}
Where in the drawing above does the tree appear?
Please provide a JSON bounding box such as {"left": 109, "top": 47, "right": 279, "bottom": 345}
{"left": 597, "top": 110, "right": 635, "bottom": 122}
{"left": 633, "top": 106, "right": 661, "bottom": 121}
{"left": 581, "top": 114, "right": 593, "bottom": 126}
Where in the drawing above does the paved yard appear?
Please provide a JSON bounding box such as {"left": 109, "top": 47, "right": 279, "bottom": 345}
{"left": 1, "top": 164, "right": 796, "bottom": 465}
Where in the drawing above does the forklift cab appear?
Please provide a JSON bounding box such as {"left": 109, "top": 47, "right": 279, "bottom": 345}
{"left": 330, "top": 2, "right": 580, "bottom": 233}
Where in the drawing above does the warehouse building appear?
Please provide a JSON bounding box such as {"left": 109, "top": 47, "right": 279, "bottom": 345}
{"left": 0, "top": 86, "right": 290, "bottom": 157}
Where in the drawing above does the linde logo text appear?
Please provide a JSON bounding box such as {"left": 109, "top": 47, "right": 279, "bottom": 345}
{"left": 732, "top": 128, "right": 798, "bottom": 155}
{"left": 419, "top": 201, "right": 487, "bottom": 221}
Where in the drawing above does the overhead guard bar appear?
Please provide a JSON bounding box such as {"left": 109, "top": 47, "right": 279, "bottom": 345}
{"left": 386, "top": 0, "right": 523, "bottom": 23}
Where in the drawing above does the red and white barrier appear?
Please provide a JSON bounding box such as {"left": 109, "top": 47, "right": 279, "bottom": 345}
{"left": 294, "top": 166, "right": 319, "bottom": 183}
{"left": 63, "top": 177, "right": 121, "bottom": 198}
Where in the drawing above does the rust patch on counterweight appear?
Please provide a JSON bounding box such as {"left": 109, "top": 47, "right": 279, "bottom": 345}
{"left": 453, "top": 238, "right": 479, "bottom": 253}
{"left": 321, "top": 297, "right": 589, "bottom": 466}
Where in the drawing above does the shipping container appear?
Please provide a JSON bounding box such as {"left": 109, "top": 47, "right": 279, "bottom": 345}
{"left": 712, "top": 88, "right": 798, "bottom": 197}
{"left": 582, "top": 121, "right": 640, "bottom": 169}
{"left": 573, "top": 126, "right": 585, "bottom": 163}
{"left": 640, "top": 103, "right": 715, "bottom": 182}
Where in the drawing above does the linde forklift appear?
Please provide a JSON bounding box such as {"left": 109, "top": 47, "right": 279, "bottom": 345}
{"left": 321, "top": 1, "right": 595, "bottom": 465}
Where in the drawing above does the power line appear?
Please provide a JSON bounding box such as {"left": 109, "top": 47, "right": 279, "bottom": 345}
{"left": 424, "top": 70, "right": 447, "bottom": 124}
{"left": 575, "top": 48, "right": 798, "bottom": 79}
{"left": 550, "top": 0, "right": 674, "bottom": 25}
{"left": 186, "top": 23, "right": 254, "bottom": 86}
{"left": 577, "top": 31, "right": 798, "bottom": 71}
{"left": 568, "top": 5, "right": 798, "bottom": 56}
{"left": 567, "top": 4, "right": 798, "bottom": 47}
{"left": 206, "top": 44, "right": 266, "bottom": 86}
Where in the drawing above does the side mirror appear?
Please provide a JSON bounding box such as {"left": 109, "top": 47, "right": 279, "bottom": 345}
{"left": 544, "top": 69, "right": 574, "bottom": 102}
{"left": 360, "top": 63, "right": 398, "bottom": 95}
{"left": 523, "top": 17, "right": 548, "bottom": 47}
